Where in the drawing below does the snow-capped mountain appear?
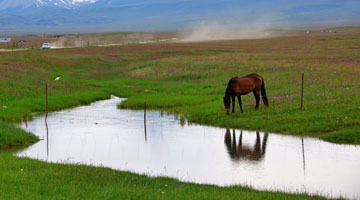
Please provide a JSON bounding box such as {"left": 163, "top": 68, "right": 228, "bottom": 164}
{"left": 0, "top": 0, "right": 98, "bottom": 9}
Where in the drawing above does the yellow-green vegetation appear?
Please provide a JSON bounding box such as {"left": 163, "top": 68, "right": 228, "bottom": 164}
{"left": 0, "top": 32, "right": 359, "bottom": 199}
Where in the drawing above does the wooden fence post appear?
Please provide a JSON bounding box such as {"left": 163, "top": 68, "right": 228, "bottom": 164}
{"left": 46, "top": 83, "right": 48, "bottom": 122}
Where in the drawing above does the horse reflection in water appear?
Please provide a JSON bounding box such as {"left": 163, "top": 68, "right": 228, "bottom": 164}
{"left": 224, "top": 129, "right": 269, "bottom": 161}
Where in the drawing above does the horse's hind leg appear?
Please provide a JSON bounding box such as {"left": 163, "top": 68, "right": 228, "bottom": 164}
{"left": 231, "top": 96, "right": 236, "bottom": 113}
{"left": 237, "top": 96, "right": 243, "bottom": 113}
{"left": 253, "top": 89, "right": 260, "bottom": 110}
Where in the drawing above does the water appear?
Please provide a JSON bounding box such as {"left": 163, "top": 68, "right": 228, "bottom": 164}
{"left": 17, "top": 96, "right": 360, "bottom": 199}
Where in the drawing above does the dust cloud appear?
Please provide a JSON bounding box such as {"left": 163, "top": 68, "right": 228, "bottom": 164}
{"left": 49, "top": 33, "right": 160, "bottom": 49}
{"left": 181, "top": 23, "right": 274, "bottom": 42}
{"left": 49, "top": 37, "right": 67, "bottom": 48}
{"left": 50, "top": 37, "right": 93, "bottom": 48}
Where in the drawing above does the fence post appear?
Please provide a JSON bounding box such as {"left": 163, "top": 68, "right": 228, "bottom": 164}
{"left": 301, "top": 73, "right": 304, "bottom": 110}
{"left": 46, "top": 83, "right": 48, "bottom": 122}
{"left": 25, "top": 114, "right": 28, "bottom": 128}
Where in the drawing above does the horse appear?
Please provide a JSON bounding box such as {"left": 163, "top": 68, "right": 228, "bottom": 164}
{"left": 223, "top": 73, "right": 268, "bottom": 114}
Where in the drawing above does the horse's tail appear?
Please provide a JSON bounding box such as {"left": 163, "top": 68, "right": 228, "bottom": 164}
{"left": 261, "top": 80, "right": 269, "bottom": 106}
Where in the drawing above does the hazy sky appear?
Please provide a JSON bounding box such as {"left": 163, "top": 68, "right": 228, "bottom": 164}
{"left": 0, "top": 0, "right": 359, "bottom": 34}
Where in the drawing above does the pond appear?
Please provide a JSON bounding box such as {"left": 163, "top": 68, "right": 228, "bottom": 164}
{"left": 17, "top": 96, "right": 360, "bottom": 199}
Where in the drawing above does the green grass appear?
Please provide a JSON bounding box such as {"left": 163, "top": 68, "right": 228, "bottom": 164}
{"left": 0, "top": 34, "right": 359, "bottom": 199}
{"left": 0, "top": 92, "right": 109, "bottom": 122}
{"left": 0, "top": 40, "right": 359, "bottom": 143}
{"left": 0, "top": 122, "right": 38, "bottom": 150}
{"left": 0, "top": 152, "right": 329, "bottom": 200}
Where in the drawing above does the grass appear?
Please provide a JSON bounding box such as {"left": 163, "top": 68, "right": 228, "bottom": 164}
{"left": 0, "top": 37, "right": 359, "bottom": 143}
{"left": 0, "top": 32, "right": 359, "bottom": 199}
{"left": 0, "top": 122, "right": 38, "bottom": 150}
{"left": 319, "top": 37, "right": 360, "bottom": 41}
{"left": 0, "top": 152, "right": 329, "bottom": 200}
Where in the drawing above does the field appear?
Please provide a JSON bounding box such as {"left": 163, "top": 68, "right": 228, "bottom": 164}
{"left": 0, "top": 32, "right": 179, "bottom": 50}
{"left": 0, "top": 28, "right": 359, "bottom": 199}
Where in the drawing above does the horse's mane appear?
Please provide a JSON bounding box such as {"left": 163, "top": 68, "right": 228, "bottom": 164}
{"left": 225, "top": 77, "right": 238, "bottom": 97}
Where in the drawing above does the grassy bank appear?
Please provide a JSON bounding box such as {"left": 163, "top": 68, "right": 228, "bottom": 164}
{"left": 1, "top": 35, "right": 359, "bottom": 144}
{"left": 0, "top": 33, "right": 358, "bottom": 199}
{"left": 0, "top": 152, "right": 328, "bottom": 200}
{"left": 0, "top": 122, "right": 38, "bottom": 149}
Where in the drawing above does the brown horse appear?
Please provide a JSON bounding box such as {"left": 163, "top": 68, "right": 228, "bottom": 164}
{"left": 223, "top": 73, "right": 268, "bottom": 114}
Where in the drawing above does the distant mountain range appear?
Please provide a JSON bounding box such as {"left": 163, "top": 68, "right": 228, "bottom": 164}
{"left": 0, "top": 0, "right": 359, "bottom": 34}
{"left": 0, "top": 0, "right": 98, "bottom": 9}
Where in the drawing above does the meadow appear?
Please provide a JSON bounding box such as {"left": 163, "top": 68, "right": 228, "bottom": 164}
{"left": 0, "top": 29, "right": 359, "bottom": 199}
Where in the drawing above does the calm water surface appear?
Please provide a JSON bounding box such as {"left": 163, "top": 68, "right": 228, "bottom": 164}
{"left": 17, "top": 96, "right": 360, "bottom": 199}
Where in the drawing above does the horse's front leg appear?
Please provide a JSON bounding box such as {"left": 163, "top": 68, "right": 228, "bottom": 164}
{"left": 237, "top": 96, "right": 243, "bottom": 113}
{"left": 253, "top": 89, "right": 260, "bottom": 110}
{"left": 231, "top": 96, "right": 236, "bottom": 113}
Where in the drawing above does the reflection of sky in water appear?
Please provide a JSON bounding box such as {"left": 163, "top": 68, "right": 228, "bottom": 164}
{"left": 17, "top": 96, "right": 360, "bottom": 199}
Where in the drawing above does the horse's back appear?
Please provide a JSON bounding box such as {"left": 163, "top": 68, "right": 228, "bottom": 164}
{"left": 242, "top": 73, "right": 263, "bottom": 87}
{"left": 232, "top": 78, "right": 255, "bottom": 95}
{"left": 244, "top": 73, "right": 263, "bottom": 81}
{"left": 231, "top": 74, "right": 264, "bottom": 95}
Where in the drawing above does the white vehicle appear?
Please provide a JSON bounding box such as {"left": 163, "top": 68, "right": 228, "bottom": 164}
{"left": 41, "top": 43, "right": 51, "bottom": 49}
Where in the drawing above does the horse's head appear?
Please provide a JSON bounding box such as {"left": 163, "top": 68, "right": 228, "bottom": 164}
{"left": 223, "top": 96, "right": 231, "bottom": 115}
